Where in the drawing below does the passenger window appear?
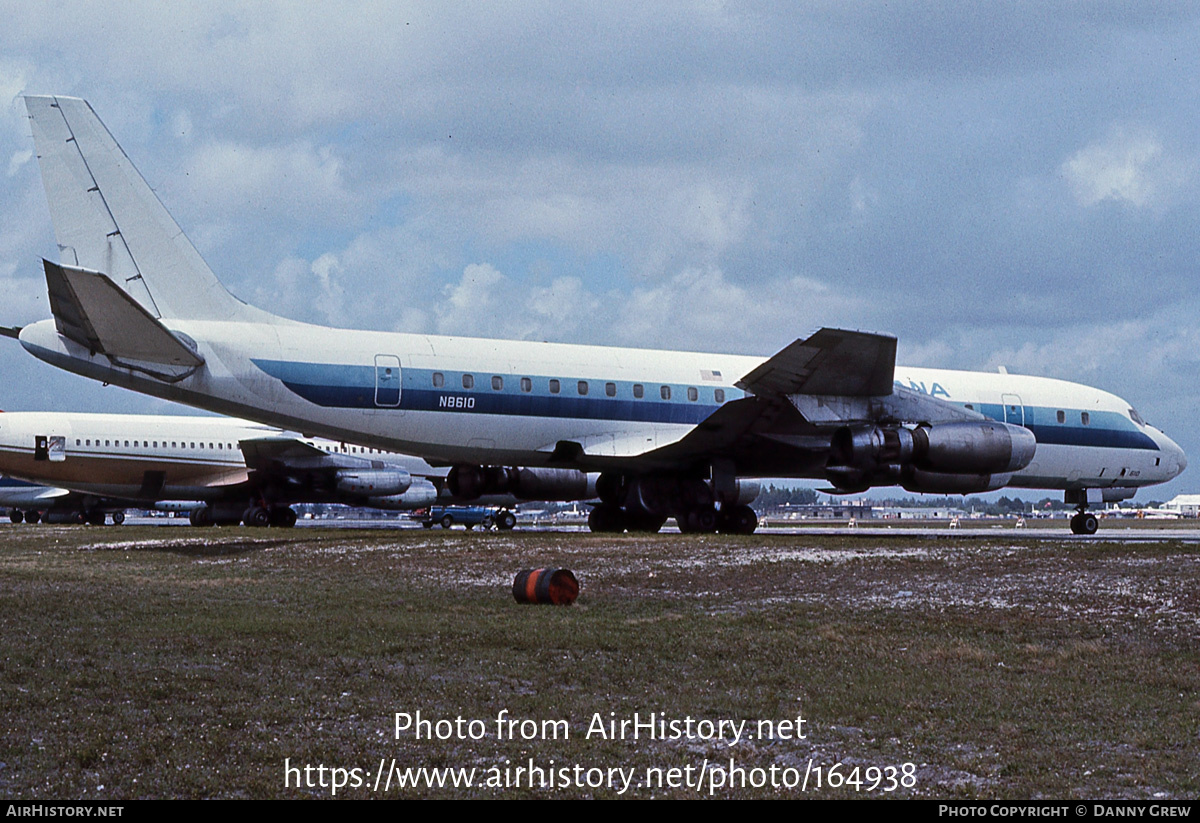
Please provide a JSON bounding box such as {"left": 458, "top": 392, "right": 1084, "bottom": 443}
{"left": 492, "top": 376, "right": 503, "bottom": 391}
{"left": 715, "top": 389, "right": 725, "bottom": 403}
{"left": 432, "top": 372, "right": 445, "bottom": 388}
{"left": 520, "top": 377, "right": 532, "bottom": 392}
{"left": 1081, "top": 412, "right": 1090, "bottom": 425}
{"left": 605, "top": 382, "right": 616, "bottom": 397}
{"left": 661, "top": 386, "right": 672, "bottom": 400}
{"left": 633, "top": 384, "right": 644, "bottom": 399}
{"left": 578, "top": 381, "right": 589, "bottom": 396}
{"left": 1057, "top": 410, "right": 1065, "bottom": 424}
{"left": 549, "top": 379, "right": 560, "bottom": 394}
{"left": 687, "top": 387, "right": 698, "bottom": 402}
{"left": 462, "top": 374, "right": 474, "bottom": 389}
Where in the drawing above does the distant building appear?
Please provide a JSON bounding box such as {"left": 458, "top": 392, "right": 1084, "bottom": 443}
{"left": 874, "top": 506, "right": 969, "bottom": 520}
{"left": 765, "top": 501, "right": 875, "bottom": 520}
{"left": 1161, "top": 494, "right": 1200, "bottom": 518}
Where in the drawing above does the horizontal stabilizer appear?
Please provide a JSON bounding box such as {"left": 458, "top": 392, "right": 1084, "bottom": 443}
{"left": 43, "top": 259, "right": 204, "bottom": 368}
{"left": 737, "top": 328, "right": 896, "bottom": 398}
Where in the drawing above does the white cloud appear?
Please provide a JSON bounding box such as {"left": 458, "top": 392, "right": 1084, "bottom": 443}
{"left": 1062, "top": 126, "right": 1192, "bottom": 209}
{"left": 7, "top": 148, "right": 30, "bottom": 177}
{"left": 177, "top": 139, "right": 356, "bottom": 224}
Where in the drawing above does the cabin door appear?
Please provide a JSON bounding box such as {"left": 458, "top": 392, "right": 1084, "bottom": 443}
{"left": 374, "top": 355, "right": 402, "bottom": 408}
{"left": 1002, "top": 394, "right": 1024, "bottom": 427}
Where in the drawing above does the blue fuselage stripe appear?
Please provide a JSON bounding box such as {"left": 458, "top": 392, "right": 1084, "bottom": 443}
{"left": 972, "top": 403, "right": 1157, "bottom": 451}
{"left": 251, "top": 359, "right": 1159, "bottom": 452}
{"left": 252, "top": 359, "right": 727, "bottom": 425}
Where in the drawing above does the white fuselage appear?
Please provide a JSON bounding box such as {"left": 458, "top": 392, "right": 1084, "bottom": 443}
{"left": 0, "top": 410, "right": 443, "bottom": 503}
{"left": 18, "top": 318, "right": 1188, "bottom": 494}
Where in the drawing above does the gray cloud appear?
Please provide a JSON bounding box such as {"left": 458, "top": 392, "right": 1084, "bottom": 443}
{"left": 1, "top": 2, "right": 1198, "bottom": 496}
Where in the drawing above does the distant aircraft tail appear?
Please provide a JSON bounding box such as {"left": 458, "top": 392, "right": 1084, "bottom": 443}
{"left": 24, "top": 95, "right": 267, "bottom": 324}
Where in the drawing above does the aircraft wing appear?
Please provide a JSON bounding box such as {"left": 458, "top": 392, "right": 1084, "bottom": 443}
{"left": 239, "top": 437, "right": 332, "bottom": 470}
{"left": 0, "top": 478, "right": 73, "bottom": 507}
{"left": 609, "top": 328, "right": 979, "bottom": 471}
{"left": 735, "top": 328, "right": 896, "bottom": 399}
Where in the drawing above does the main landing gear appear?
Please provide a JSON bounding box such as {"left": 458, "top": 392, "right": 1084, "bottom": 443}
{"left": 587, "top": 473, "right": 760, "bottom": 535}
{"left": 187, "top": 504, "right": 298, "bottom": 527}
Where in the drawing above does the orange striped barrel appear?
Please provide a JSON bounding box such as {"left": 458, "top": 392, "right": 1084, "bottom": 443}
{"left": 512, "top": 568, "right": 579, "bottom": 605}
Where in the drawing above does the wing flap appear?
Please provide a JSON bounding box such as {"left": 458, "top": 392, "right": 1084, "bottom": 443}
{"left": 537, "top": 427, "right": 692, "bottom": 460}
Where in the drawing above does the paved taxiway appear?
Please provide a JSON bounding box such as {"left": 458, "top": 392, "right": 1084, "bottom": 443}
{"left": 24, "top": 516, "right": 1200, "bottom": 542}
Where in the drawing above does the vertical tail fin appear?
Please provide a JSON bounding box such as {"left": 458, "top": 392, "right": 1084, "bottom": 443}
{"left": 24, "top": 95, "right": 264, "bottom": 323}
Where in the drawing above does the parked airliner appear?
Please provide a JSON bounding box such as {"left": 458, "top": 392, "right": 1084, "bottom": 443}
{"left": 0, "top": 411, "right": 440, "bottom": 525}
{"left": 0, "top": 410, "right": 593, "bottom": 526}
{"left": 14, "top": 96, "right": 1186, "bottom": 535}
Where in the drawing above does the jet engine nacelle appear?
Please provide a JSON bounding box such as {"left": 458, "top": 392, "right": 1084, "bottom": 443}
{"left": 901, "top": 470, "right": 1015, "bottom": 495}
{"left": 510, "top": 468, "right": 596, "bottom": 501}
{"left": 365, "top": 478, "right": 439, "bottom": 510}
{"left": 447, "top": 465, "right": 595, "bottom": 501}
{"left": 827, "top": 420, "right": 1036, "bottom": 491}
{"left": 335, "top": 469, "right": 412, "bottom": 497}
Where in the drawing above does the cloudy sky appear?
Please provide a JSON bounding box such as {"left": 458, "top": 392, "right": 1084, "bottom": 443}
{"left": 1, "top": 2, "right": 1197, "bottom": 498}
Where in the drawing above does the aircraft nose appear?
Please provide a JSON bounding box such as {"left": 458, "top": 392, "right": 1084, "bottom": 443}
{"left": 1162, "top": 432, "right": 1187, "bottom": 479}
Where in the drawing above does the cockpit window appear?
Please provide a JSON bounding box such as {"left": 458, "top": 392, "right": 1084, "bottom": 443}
{"left": 1129, "top": 408, "right": 1146, "bottom": 426}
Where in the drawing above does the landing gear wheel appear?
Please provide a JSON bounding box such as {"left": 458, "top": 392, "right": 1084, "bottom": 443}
{"left": 10, "top": 509, "right": 23, "bottom": 524}
{"left": 718, "top": 505, "right": 758, "bottom": 535}
{"left": 497, "top": 511, "right": 517, "bottom": 530}
{"left": 267, "top": 506, "right": 295, "bottom": 527}
{"left": 588, "top": 504, "right": 626, "bottom": 533}
{"left": 244, "top": 506, "right": 271, "bottom": 528}
{"left": 25, "top": 510, "right": 41, "bottom": 524}
{"left": 1070, "top": 512, "right": 1098, "bottom": 535}
{"left": 678, "top": 507, "right": 718, "bottom": 534}
{"left": 86, "top": 511, "right": 107, "bottom": 526}
{"left": 626, "top": 513, "right": 667, "bottom": 533}
{"left": 111, "top": 511, "right": 125, "bottom": 525}
{"left": 269, "top": 506, "right": 298, "bottom": 528}
{"left": 190, "top": 506, "right": 215, "bottom": 527}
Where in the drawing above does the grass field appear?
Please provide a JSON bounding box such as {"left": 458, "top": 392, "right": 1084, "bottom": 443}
{"left": 1, "top": 524, "right": 1197, "bottom": 799}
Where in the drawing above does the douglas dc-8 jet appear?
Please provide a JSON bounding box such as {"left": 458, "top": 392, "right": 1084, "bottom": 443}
{"left": 12, "top": 96, "right": 1187, "bottom": 535}
{"left": 0, "top": 410, "right": 587, "bottom": 527}
{"left": 0, "top": 410, "right": 449, "bottom": 526}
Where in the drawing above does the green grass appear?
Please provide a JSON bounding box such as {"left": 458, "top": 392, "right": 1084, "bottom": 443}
{"left": 0, "top": 525, "right": 1197, "bottom": 798}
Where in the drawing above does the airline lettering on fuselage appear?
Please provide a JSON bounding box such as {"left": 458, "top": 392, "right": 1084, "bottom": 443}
{"left": 896, "top": 379, "right": 950, "bottom": 399}
{"left": 438, "top": 395, "right": 476, "bottom": 410}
